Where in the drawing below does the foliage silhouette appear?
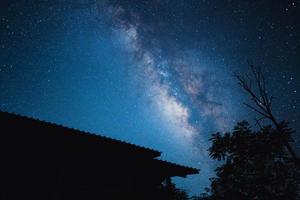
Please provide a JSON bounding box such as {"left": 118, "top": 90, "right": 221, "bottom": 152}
{"left": 199, "top": 121, "right": 300, "bottom": 200}
{"left": 150, "top": 178, "right": 189, "bottom": 200}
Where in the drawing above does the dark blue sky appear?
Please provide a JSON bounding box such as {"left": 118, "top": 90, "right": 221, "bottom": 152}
{"left": 0, "top": 0, "right": 299, "bottom": 195}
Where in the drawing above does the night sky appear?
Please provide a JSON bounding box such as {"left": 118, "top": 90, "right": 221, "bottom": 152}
{"left": 0, "top": 0, "right": 299, "bottom": 195}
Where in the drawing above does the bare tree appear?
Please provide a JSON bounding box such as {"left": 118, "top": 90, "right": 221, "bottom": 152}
{"left": 234, "top": 62, "right": 299, "bottom": 166}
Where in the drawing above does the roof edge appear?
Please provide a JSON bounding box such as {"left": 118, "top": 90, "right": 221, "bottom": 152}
{"left": 0, "top": 110, "right": 162, "bottom": 157}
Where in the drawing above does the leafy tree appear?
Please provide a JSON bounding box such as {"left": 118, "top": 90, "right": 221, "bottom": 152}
{"left": 151, "top": 178, "right": 189, "bottom": 200}
{"left": 204, "top": 121, "right": 300, "bottom": 200}
{"left": 161, "top": 178, "right": 189, "bottom": 200}
{"left": 197, "top": 64, "right": 300, "bottom": 200}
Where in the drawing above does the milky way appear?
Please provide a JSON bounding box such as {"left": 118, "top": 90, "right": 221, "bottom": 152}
{"left": 0, "top": 0, "right": 299, "bottom": 195}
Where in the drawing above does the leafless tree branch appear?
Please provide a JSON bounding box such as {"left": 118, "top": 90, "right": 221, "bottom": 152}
{"left": 235, "top": 62, "right": 299, "bottom": 167}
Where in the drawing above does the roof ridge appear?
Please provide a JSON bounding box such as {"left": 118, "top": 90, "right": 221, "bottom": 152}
{"left": 0, "top": 110, "right": 161, "bottom": 155}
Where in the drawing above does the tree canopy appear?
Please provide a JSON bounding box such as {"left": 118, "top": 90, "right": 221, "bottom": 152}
{"left": 200, "top": 121, "right": 300, "bottom": 200}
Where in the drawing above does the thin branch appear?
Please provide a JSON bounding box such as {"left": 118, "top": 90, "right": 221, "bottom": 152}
{"left": 250, "top": 65, "right": 269, "bottom": 108}
{"left": 243, "top": 103, "right": 270, "bottom": 119}
{"left": 254, "top": 116, "right": 267, "bottom": 129}
{"left": 236, "top": 74, "right": 269, "bottom": 114}
{"left": 235, "top": 62, "right": 299, "bottom": 166}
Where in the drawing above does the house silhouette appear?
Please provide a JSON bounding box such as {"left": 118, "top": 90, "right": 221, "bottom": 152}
{"left": 0, "top": 111, "right": 198, "bottom": 200}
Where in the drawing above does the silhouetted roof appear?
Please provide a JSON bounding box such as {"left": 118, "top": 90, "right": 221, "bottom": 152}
{"left": 0, "top": 110, "right": 199, "bottom": 177}
{"left": 154, "top": 159, "right": 199, "bottom": 177}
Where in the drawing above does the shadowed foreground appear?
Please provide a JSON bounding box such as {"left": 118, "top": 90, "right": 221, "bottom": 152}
{"left": 0, "top": 111, "right": 198, "bottom": 200}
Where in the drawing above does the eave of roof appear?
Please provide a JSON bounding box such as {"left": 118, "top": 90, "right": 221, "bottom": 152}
{"left": 154, "top": 159, "right": 199, "bottom": 177}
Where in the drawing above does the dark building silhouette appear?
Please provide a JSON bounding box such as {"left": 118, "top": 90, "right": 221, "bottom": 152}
{"left": 0, "top": 111, "right": 198, "bottom": 200}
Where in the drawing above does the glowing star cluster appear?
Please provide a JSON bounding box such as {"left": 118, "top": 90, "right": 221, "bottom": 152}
{"left": 105, "top": 4, "right": 232, "bottom": 143}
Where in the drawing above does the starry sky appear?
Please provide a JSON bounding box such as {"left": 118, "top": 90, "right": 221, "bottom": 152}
{"left": 0, "top": 0, "right": 299, "bottom": 195}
